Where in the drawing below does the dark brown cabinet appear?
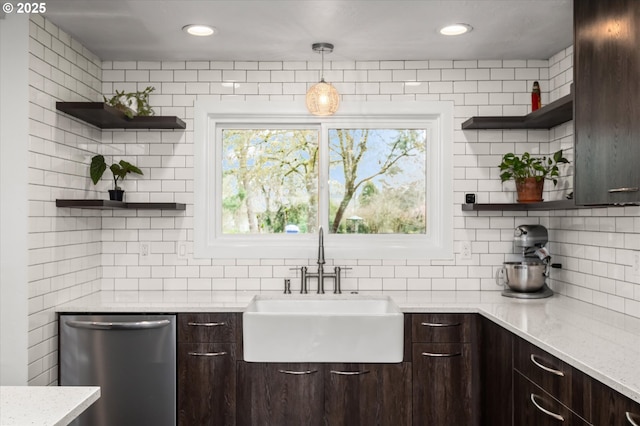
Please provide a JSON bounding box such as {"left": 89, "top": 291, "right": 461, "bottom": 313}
{"left": 411, "top": 314, "right": 479, "bottom": 426}
{"left": 237, "top": 362, "right": 324, "bottom": 426}
{"left": 324, "top": 363, "right": 412, "bottom": 426}
{"left": 514, "top": 372, "right": 591, "bottom": 426}
{"left": 513, "top": 337, "right": 592, "bottom": 422}
{"left": 177, "top": 313, "right": 238, "bottom": 426}
{"left": 170, "top": 311, "right": 639, "bottom": 426}
{"left": 480, "top": 317, "right": 513, "bottom": 426}
{"left": 592, "top": 378, "right": 640, "bottom": 426}
{"left": 574, "top": 0, "right": 640, "bottom": 205}
{"left": 236, "top": 362, "right": 411, "bottom": 426}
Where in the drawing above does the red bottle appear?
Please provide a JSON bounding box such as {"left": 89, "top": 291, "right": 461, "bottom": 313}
{"left": 531, "top": 81, "right": 541, "bottom": 111}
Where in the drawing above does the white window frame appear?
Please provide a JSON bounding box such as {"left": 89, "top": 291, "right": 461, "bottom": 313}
{"left": 194, "top": 100, "right": 453, "bottom": 260}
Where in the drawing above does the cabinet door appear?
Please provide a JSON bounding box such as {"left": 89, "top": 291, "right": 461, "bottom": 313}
{"left": 514, "top": 372, "right": 590, "bottom": 426}
{"left": 592, "top": 378, "right": 640, "bottom": 426}
{"left": 412, "top": 343, "right": 476, "bottom": 426}
{"left": 178, "top": 343, "right": 236, "bottom": 426}
{"left": 324, "top": 363, "right": 411, "bottom": 426}
{"left": 237, "top": 362, "right": 324, "bottom": 426}
{"left": 574, "top": 0, "right": 640, "bottom": 205}
{"left": 480, "top": 317, "right": 513, "bottom": 426}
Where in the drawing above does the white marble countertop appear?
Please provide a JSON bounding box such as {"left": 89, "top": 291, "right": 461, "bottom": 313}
{"left": 0, "top": 386, "right": 99, "bottom": 426}
{"left": 56, "top": 290, "right": 640, "bottom": 404}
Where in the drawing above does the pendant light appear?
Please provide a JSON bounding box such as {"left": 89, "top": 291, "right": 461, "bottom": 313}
{"left": 306, "top": 42, "right": 340, "bottom": 116}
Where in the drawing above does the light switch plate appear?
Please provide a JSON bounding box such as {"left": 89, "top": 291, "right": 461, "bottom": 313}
{"left": 177, "top": 241, "right": 188, "bottom": 260}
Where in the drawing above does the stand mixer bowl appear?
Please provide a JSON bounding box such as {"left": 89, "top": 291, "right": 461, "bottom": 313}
{"left": 498, "top": 261, "right": 547, "bottom": 292}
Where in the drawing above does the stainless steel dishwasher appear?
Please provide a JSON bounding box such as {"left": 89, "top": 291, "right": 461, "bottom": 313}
{"left": 59, "top": 314, "right": 176, "bottom": 426}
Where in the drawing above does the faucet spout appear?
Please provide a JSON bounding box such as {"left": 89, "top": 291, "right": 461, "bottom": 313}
{"left": 318, "top": 227, "right": 325, "bottom": 265}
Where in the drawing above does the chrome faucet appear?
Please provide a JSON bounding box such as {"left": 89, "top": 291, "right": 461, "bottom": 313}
{"left": 299, "top": 227, "right": 342, "bottom": 294}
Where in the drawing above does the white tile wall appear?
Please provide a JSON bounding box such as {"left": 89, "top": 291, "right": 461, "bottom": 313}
{"left": 27, "top": 18, "right": 640, "bottom": 384}
{"left": 100, "top": 45, "right": 639, "bottom": 319}
{"left": 27, "top": 16, "right": 103, "bottom": 385}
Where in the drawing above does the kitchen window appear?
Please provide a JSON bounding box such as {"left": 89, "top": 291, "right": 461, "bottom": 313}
{"left": 194, "top": 101, "right": 453, "bottom": 259}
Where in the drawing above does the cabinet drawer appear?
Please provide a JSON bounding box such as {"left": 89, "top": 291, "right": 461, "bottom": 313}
{"left": 412, "top": 313, "right": 474, "bottom": 342}
{"left": 514, "top": 337, "right": 591, "bottom": 422}
{"left": 514, "top": 371, "right": 590, "bottom": 426}
{"left": 178, "top": 313, "right": 237, "bottom": 343}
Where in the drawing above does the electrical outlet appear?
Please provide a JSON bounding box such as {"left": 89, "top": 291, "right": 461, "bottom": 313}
{"left": 633, "top": 251, "right": 640, "bottom": 277}
{"left": 461, "top": 241, "right": 472, "bottom": 260}
{"left": 139, "top": 242, "right": 150, "bottom": 257}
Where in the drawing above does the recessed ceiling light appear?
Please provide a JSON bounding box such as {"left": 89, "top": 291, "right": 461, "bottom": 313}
{"left": 182, "top": 24, "right": 216, "bottom": 37}
{"left": 439, "top": 23, "right": 473, "bottom": 36}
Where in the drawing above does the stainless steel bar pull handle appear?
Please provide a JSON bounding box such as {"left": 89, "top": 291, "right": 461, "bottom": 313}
{"left": 278, "top": 369, "right": 318, "bottom": 375}
{"left": 421, "top": 352, "right": 462, "bottom": 358}
{"left": 530, "top": 354, "right": 565, "bottom": 377}
{"left": 188, "top": 351, "right": 227, "bottom": 357}
{"left": 65, "top": 319, "right": 171, "bottom": 330}
{"left": 330, "top": 370, "right": 370, "bottom": 376}
{"left": 530, "top": 394, "right": 564, "bottom": 422}
{"left": 627, "top": 411, "right": 640, "bottom": 426}
{"left": 608, "top": 187, "right": 639, "bottom": 193}
{"left": 421, "top": 322, "right": 461, "bottom": 327}
{"left": 187, "top": 321, "right": 226, "bottom": 327}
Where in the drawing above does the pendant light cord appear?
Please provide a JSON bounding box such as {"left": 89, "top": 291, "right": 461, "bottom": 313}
{"left": 320, "top": 48, "right": 325, "bottom": 82}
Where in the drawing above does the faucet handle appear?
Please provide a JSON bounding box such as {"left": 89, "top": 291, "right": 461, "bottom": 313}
{"left": 283, "top": 279, "right": 291, "bottom": 294}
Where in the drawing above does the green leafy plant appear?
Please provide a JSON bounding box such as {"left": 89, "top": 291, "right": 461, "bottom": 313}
{"left": 90, "top": 154, "right": 143, "bottom": 190}
{"left": 499, "top": 149, "right": 569, "bottom": 186}
{"left": 104, "top": 86, "right": 155, "bottom": 118}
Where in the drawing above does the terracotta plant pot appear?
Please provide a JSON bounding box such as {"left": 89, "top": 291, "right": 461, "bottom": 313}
{"left": 108, "top": 189, "right": 125, "bottom": 201}
{"left": 515, "top": 177, "right": 544, "bottom": 203}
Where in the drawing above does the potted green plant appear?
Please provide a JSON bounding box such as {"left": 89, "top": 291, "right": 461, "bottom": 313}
{"left": 499, "top": 150, "right": 569, "bottom": 203}
{"left": 90, "top": 154, "right": 143, "bottom": 201}
{"left": 104, "top": 86, "right": 155, "bottom": 119}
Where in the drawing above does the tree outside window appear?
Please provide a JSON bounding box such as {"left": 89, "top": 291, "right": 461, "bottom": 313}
{"left": 221, "top": 127, "right": 427, "bottom": 235}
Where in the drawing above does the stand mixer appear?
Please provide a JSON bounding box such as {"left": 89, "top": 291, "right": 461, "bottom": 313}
{"left": 497, "top": 224, "right": 554, "bottom": 299}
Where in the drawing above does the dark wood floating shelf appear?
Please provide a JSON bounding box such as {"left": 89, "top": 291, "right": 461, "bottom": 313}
{"left": 56, "top": 199, "right": 186, "bottom": 210}
{"left": 461, "top": 94, "right": 573, "bottom": 130}
{"left": 56, "top": 102, "right": 186, "bottom": 130}
{"left": 462, "top": 199, "right": 586, "bottom": 211}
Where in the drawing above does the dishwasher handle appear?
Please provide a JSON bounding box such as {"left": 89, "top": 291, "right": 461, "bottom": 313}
{"left": 64, "top": 319, "right": 172, "bottom": 330}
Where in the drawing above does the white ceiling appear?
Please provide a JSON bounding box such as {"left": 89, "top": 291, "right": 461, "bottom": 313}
{"left": 42, "top": 0, "right": 573, "bottom": 62}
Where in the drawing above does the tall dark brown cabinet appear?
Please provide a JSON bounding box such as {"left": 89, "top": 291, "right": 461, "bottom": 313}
{"left": 411, "top": 314, "right": 479, "bottom": 426}
{"left": 177, "top": 314, "right": 237, "bottom": 426}
{"left": 574, "top": 0, "right": 640, "bottom": 205}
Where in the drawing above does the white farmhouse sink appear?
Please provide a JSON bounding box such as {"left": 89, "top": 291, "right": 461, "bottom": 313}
{"left": 242, "top": 295, "right": 404, "bottom": 363}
